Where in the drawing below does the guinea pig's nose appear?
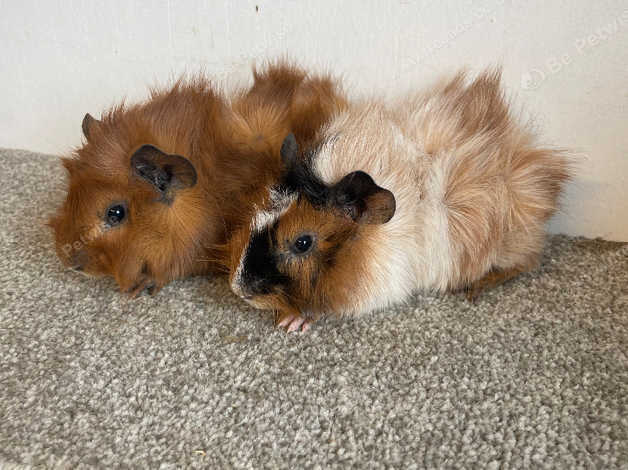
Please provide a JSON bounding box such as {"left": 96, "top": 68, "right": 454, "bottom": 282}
{"left": 247, "top": 277, "right": 272, "bottom": 296}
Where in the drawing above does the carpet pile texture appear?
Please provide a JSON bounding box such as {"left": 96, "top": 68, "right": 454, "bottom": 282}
{"left": 0, "top": 148, "right": 626, "bottom": 468}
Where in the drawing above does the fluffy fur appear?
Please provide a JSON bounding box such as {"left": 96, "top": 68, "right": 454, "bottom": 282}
{"left": 49, "top": 62, "right": 347, "bottom": 295}
{"left": 228, "top": 69, "right": 571, "bottom": 328}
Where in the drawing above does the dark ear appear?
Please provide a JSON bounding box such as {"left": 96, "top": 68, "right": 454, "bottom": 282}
{"left": 280, "top": 133, "right": 299, "bottom": 167}
{"left": 81, "top": 113, "right": 100, "bottom": 140}
{"left": 130, "top": 145, "right": 197, "bottom": 203}
{"left": 331, "top": 171, "right": 396, "bottom": 224}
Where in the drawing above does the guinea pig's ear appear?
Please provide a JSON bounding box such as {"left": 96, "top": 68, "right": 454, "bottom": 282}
{"left": 331, "top": 171, "right": 396, "bottom": 225}
{"left": 81, "top": 113, "right": 100, "bottom": 140}
{"left": 280, "top": 133, "right": 299, "bottom": 168}
{"left": 130, "top": 145, "right": 197, "bottom": 203}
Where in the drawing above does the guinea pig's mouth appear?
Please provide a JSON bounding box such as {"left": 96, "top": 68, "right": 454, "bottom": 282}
{"left": 238, "top": 294, "right": 272, "bottom": 310}
{"left": 231, "top": 278, "right": 280, "bottom": 310}
{"left": 241, "top": 296, "right": 260, "bottom": 307}
{"left": 231, "top": 281, "right": 258, "bottom": 304}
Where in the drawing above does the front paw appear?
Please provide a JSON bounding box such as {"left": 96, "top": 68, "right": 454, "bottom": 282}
{"left": 275, "top": 311, "right": 313, "bottom": 333}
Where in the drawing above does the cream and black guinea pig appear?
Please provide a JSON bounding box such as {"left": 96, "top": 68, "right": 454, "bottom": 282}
{"left": 49, "top": 62, "right": 347, "bottom": 296}
{"left": 227, "top": 69, "right": 571, "bottom": 332}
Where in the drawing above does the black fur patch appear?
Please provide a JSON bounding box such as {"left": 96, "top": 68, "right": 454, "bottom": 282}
{"left": 277, "top": 149, "right": 329, "bottom": 207}
{"left": 241, "top": 226, "right": 290, "bottom": 295}
{"left": 279, "top": 149, "right": 396, "bottom": 225}
{"left": 276, "top": 136, "right": 393, "bottom": 222}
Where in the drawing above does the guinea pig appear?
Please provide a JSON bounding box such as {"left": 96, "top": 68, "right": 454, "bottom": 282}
{"left": 49, "top": 62, "right": 347, "bottom": 296}
{"left": 227, "top": 69, "right": 571, "bottom": 332}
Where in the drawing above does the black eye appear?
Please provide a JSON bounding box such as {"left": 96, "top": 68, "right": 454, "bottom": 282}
{"left": 106, "top": 204, "right": 127, "bottom": 226}
{"left": 292, "top": 234, "right": 313, "bottom": 254}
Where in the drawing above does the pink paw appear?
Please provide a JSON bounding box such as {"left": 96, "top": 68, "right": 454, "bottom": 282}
{"left": 276, "top": 313, "right": 312, "bottom": 333}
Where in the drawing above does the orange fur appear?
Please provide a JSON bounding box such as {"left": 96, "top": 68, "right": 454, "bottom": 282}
{"left": 49, "top": 62, "right": 346, "bottom": 294}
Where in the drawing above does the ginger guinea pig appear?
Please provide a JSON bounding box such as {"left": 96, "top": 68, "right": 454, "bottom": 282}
{"left": 49, "top": 62, "right": 346, "bottom": 295}
{"left": 228, "top": 69, "right": 571, "bottom": 331}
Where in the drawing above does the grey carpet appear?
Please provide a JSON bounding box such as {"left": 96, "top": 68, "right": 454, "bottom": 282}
{"left": 0, "top": 147, "right": 627, "bottom": 469}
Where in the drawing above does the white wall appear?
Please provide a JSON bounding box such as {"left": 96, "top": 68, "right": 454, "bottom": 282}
{"left": 1, "top": 0, "right": 627, "bottom": 241}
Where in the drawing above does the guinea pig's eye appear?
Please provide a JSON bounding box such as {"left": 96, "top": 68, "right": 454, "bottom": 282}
{"left": 105, "top": 203, "right": 127, "bottom": 227}
{"left": 291, "top": 234, "right": 314, "bottom": 255}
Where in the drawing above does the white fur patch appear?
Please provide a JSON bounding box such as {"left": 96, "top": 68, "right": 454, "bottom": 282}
{"left": 251, "top": 208, "right": 279, "bottom": 233}
{"left": 308, "top": 102, "right": 455, "bottom": 315}
{"left": 250, "top": 188, "right": 297, "bottom": 233}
